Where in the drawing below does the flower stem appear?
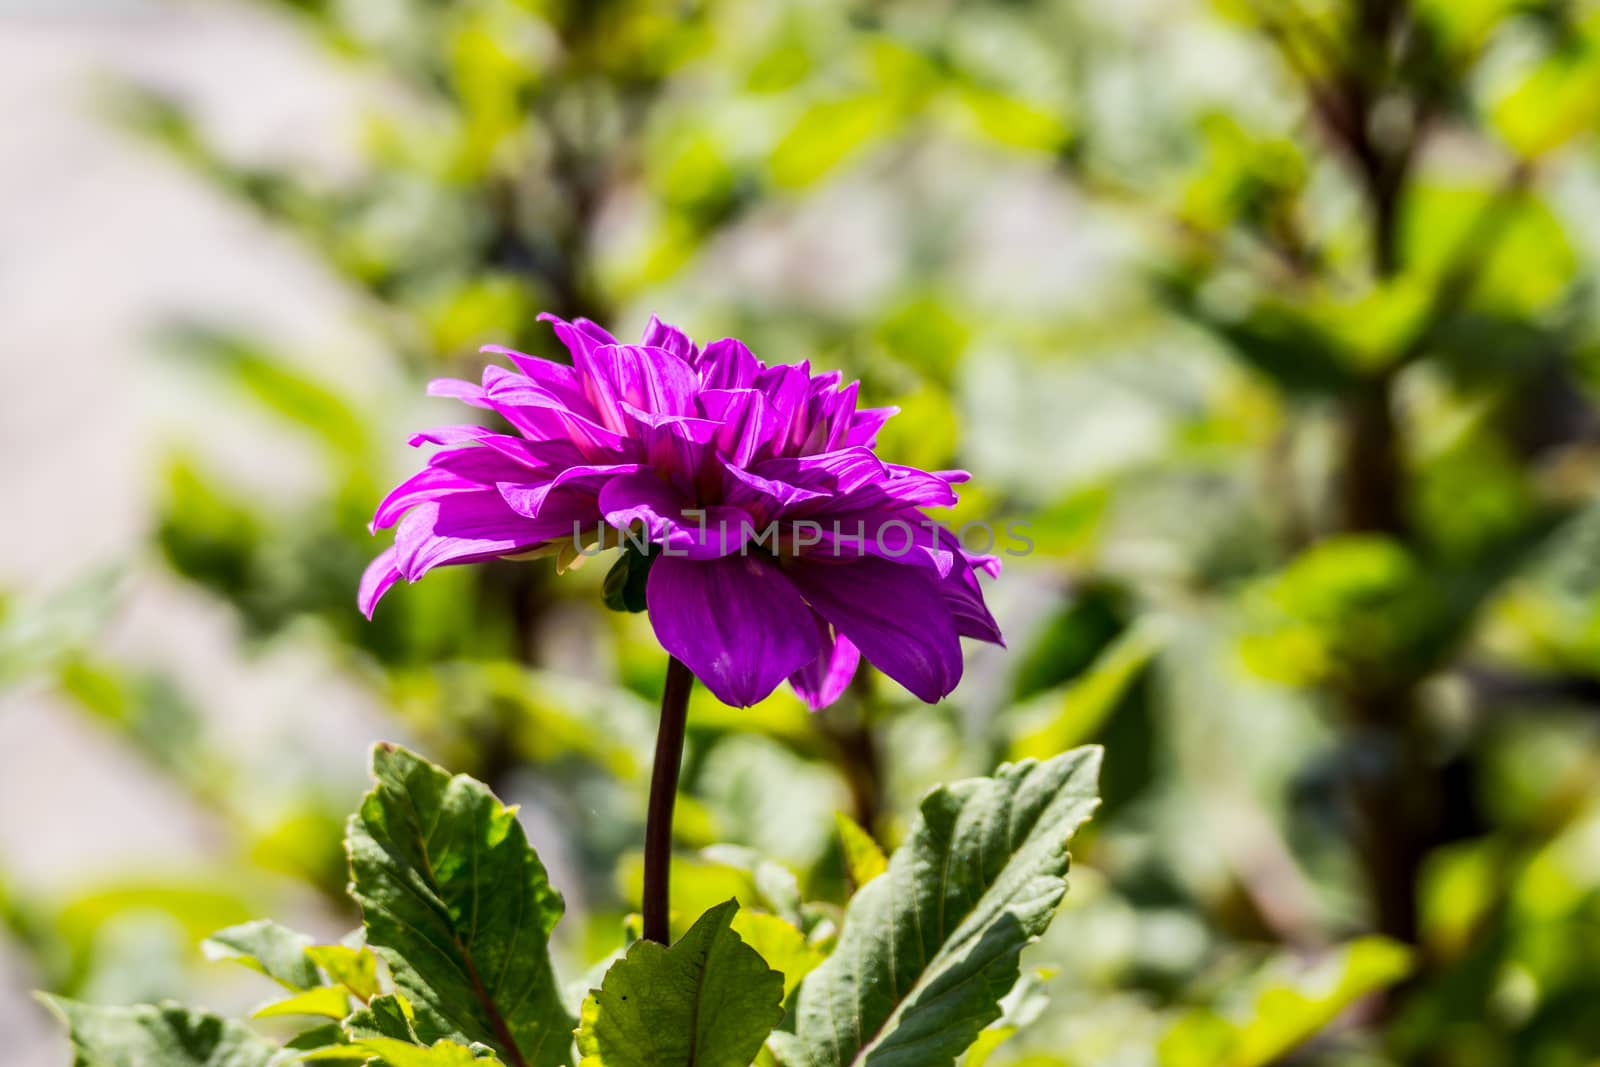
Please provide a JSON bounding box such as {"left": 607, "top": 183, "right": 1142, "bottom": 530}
{"left": 643, "top": 655, "right": 694, "bottom": 944}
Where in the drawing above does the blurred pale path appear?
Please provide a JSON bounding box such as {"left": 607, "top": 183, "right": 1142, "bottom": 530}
{"left": 0, "top": 4, "right": 397, "bottom": 1059}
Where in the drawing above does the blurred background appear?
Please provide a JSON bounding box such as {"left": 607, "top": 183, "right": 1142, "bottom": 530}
{"left": 5, "top": 0, "right": 1600, "bottom": 1063}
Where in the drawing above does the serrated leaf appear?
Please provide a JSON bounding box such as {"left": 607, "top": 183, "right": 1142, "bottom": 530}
{"left": 204, "top": 919, "right": 322, "bottom": 991}
{"left": 577, "top": 899, "right": 785, "bottom": 1067}
{"left": 771, "top": 747, "right": 1102, "bottom": 1067}
{"left": 309, "top": 943, "right": 382, "bottom": 1002}
{"left": 346, "top": 993, "right": 422, "bottom": 1041}
{"left": 44, "top": 996, "right": 283, "bottom": 1067}
{"left": 836, "top": 813, "right": 888, "bottom": 889}
{"left": 284, "top": 1022, "right": 348, "bottom": 1052}
{"left": 732, "top": 911, "right": 824, "bottom": 1001}
{"left": 348, "top": 744, "right": 574, "bottom": 1067}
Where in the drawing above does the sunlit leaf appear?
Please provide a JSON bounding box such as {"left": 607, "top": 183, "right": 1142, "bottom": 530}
{"left": 1159, "top": 938, "right": 1414, "bottom": 1067}
{"left": 254, "top": 986, "right": 352, "bottom": 1020}
{"left": 770, "top": 748, "right": 1102, "bottom": 1067}
{"left": 308, "top": 943, "right": 382, "bottom": 1002}
{"left": 731, "top": 910, "right": 824, "bottom": 1001}
{"left": 203, "top": 920, "right": 322, "bottom": 991}
{"left": 348, "top": 744, "right": 574, "bottom": 1066}
{"left": 769, "top": 95, "right": 898, "bottom": 188}
{"left": 1010, "top": 625, "right": 1161, "bottom": 760}
{"left": 836, "top": 812, "right": 888, "bottom": 889}
{"left": 308, "top": 1036, "right": 501, "bottom": 1065}
{"left": 577, "top": 900, "right": 784, "bottom": 1067}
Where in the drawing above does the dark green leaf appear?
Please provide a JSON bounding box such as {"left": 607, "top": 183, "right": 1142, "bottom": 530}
{"left": 348, "top": 744, "right": 574, "bottom": 1067}
{"left": 576, "top": 900, "right": 785, "bottom": 1067}
{"left": 345, "top": 993, "right": 422, "bottom": 1042}
{"left": 770, "top": 747, "right": 1102, "bottom": 1067}
{"left": 602, "top": 542, "right": 656, "bottom": 614}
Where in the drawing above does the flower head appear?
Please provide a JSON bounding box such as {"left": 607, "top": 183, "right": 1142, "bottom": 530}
{"left": 361, "top": 314, "right": 1002, "bottom": 709}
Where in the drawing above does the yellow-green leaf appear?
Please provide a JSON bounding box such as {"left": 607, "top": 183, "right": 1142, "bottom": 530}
{"left": 835, "top": 812, "right": 887, "bottom": 888}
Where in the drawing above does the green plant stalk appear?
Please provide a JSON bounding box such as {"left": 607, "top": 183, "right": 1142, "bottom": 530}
{"left": 643, "top": 656, "right": 695, "bottom": 944}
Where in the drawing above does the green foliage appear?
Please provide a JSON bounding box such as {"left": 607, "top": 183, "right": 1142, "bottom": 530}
{"left": 1009, "top": 625, "right": 1159, "bottom": 761}
{"left": 24, "top": 0, "right": 1600, "bottom": 1065}
{"left": 576, "top": 899, "right": 784, "bottom": 1067}
{"left": 348, "top": 744, "right": 573, "bottom": 1066}
{"left": 602, "top": 542, "right": 657, "bottom": 614}
{"left": 770, "top": 747, "right": 1101, "bottom": 1067}
{"left": 1159, "top": 938, "right": 1414, "bottom": 1067}
{"left": 307, "top": 944, "right": 382, "bottom": 1002}
{"left": 834, "top": 812, "right": 887, "bottom": 888}
{"left": 203, "top": 920, "right": 322, "bottom": 991}
{"left": 41, "top": 745, "right": 1111, "bottom": 1067}
{"left": 44, "top": 998, "right": 283, "bottom": 1067}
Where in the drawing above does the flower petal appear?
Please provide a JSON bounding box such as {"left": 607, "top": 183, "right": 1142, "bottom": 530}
{"left": 936, "top": 561, "right": 1004, "bottom": 645}
{"left": 426, "top": 378, "right": 492, "bottom": 406}
{"left": 698, "top": 338, "right": 761, "bottom": 390}
{"left": 591, "top": 344, "right": 699, "bottom": 418}
{"left": 788, "top": 617, "right": 860, "bottom": 710}
{"left": 499, "top": 463, "right": 645, "bottom": 519}
{"left": 844, "top": 405, "right": 897, "bottom": 447}
{"left": 754, "top": 448, "right": 887, "bottom": 500}
{"left": 808, "top": 510, "right": 957, "bottom": 576}
{"left": 641, "top": 315, "right": 699, "bottom": 365}
{"left": 721, "top": 462, "right": 829, "bottom": 512}
{"left": 358, "top": 547, "right": 402, "bottom": 619}
{"left": 408, "top": 424, "right": 492, "bottom": 447}
{"left": 371, "top": 466, "right": 480, "bottom": 531}
{"left": 395, "top": 490, "right": 597, "bottom": 581}
{"left": 646, "top": 554, "right": 818, "bottom": 707}
{"left": 698, "top": 388, "right": 782, "bottom": 467}
{"left": 785, "top": 555, "right": 962, "bottom": 703}
{"left": 598, "top": 473, "right": 753, "bottom": 557}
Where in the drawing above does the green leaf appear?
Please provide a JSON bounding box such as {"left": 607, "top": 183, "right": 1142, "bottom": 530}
{"left": 203, "top": 919, "right": 322, "bottom": 991}
{"left": 284, "top": 1022, "right": 348, "bottom": 1052}
{"left": 1156, "top": 274, "right": 1359, "bottom": 397}
{"left": 769, "top": 95, "right": 897, "bottom": 188}
{"left": 771, "top": 747, "right": 1102, "bottom": 1067}
{"left": 1009, "top": 625, "right": 1160, "bottom": 760}
{"left": 1159, "top": 937, "right": 1414, "bottom": 1067}
{"left": 951, "top": 85, "right": 1071, "bottom": 153}
{"left": 308, "top": 943, "right": 382, "bottom": 1002}
{"left": 602, "top": 541, "right": 656, "bottom": 614}
{"left": 963, "top": 971, "right": 1053, "bottom": 1067}
{"left": 348, "top": 744, "right": 574, "bottom": 1067}
{"left": 835, "top": 813, "right": 888, "bottom": 889}
{"left": 576, "top": 899, "right": 785, "bottom": 1067}
{"left": 254, "top": 986, "right": 352, "bottom": 1020}
{"left": 1491, "top": 40, "right": 1600, "bottom": 157}
{"left": 308, "top": 1037, "right": 502, "bottom": 1066}
{"left": 43, "top": 996, "right": 282, "bottom": 1067}
{"left": 161, "top": 326, "right": 372, "bottom": 464}
{"left": 346, "top": 993, "right": 422, "bottom": 1041}
{"left": 731, "top": 910, "right": 824, "bottom": 1001}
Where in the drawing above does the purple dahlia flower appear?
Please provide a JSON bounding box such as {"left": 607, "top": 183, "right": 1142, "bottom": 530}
{"left": 360, "top": 314, "right": 1002, "bottom": 709}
